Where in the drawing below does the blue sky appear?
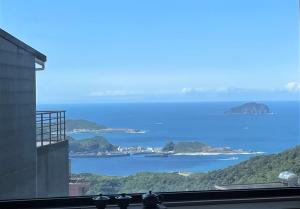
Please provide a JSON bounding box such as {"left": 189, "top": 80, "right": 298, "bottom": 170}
{"left": 0, "top": 0, "right": 299, "bottom": 103}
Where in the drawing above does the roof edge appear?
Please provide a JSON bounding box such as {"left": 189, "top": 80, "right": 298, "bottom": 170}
{"left": 0, "top": 28, "right": 47, "bottom": 62}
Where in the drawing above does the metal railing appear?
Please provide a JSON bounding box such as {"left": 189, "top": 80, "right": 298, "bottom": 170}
{"left": 36, "top": 110, "right": 66, "bottom": 146}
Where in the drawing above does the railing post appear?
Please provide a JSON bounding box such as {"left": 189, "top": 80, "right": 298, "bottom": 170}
{"left": 63, "top": 111, "right": 66, "bottom": 140}
{"left": 41, "top": 113, "right": 44, "bottom": 146}
{"left": 49, "top": 112, "right": 52, "bottom": 144}
{"left": 59, "top": 111, "right": 62, "bottom": 141}
{"left": 56, "top": 112, "right": 59, "bottom": 142}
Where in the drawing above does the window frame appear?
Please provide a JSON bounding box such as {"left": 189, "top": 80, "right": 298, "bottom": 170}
{"left": 1, "top": 187, "right": 300, "bottom": 208}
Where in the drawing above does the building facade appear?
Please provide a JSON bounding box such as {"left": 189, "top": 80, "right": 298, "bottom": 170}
{"left": 0, "top": 28, "right": 69, "bottom": 199}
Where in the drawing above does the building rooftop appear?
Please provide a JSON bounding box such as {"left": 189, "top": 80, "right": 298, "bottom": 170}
{"left": 0, "top": 28, "right": 46, "bottom": 62}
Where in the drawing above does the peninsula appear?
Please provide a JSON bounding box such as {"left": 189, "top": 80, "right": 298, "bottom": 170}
{"left": 66, "top": 119, "right": 146, "bottom": 134}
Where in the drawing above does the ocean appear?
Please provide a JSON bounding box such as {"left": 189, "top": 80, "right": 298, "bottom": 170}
{"left": 38, "top": 101, "right": 300, "bottom": 176}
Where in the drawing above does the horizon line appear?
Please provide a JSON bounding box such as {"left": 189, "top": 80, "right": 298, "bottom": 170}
{"left": 37, "top": 100, "right": 300, "bottom": 105}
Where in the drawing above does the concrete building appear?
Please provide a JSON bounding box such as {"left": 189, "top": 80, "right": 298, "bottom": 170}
{"left": 0, "top": 28, "right": 69, "bottom": 199}
{"left": 69, "top": 178, "right": 90, "bottom": 196}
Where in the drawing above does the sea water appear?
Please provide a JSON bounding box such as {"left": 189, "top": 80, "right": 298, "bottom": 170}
{"left": 38, "top": 101, "right": 300, "bottom": 176}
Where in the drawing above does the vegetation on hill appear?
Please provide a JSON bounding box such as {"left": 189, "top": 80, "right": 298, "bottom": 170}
{"left": 225, "top": 102, "right": 271, "bottom": 114}
{"left": 162, "top": 142, "right": 175, "bottom": 152}
{"left": 69, "top": 136, "right": 117, "bottom": 153}
{"left": 66, "top": 119, "right": 106, "bottom": 132}
{"left": 162, "top": 141, "right": 244, "bottom": 153}
{"left": 72, "top": 145, "right": 300, "bottom": 194}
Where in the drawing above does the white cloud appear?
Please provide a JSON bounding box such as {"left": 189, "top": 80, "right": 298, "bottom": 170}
{"left": 180, "top": 87, "right": 230, "bottom": 94}
{"left": 285, "top": 82, "right": 300, "bottom": 92}
{"left": 89, "top": 90, "right": 135, "bottom": 97}
{"left": 180, "top": 87, "right": 205, "bottom": 94}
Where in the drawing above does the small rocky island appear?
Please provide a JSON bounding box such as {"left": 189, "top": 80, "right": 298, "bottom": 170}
{"left": 225, "top": 102, "right": 271, "bottom": 115}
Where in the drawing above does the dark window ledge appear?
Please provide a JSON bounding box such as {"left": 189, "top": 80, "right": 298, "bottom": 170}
{"left": 0, "top": 187, "right": 300, "bottom": 209}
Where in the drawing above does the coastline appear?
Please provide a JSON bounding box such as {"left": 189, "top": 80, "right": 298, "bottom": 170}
{"left": 69, "top": 151, "right": 264, "bottom": 158}
{"left": 173, "top": 151, "right": 264, "bottom": 156}
{"left": 67, "top": 128, "right": 146, "bottom": 134}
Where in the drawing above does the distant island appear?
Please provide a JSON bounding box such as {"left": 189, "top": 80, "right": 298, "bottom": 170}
{"left": 69, "top": 137, "right": 257, "bottom": 157}
{"left": 66, "top": 119, "right": 146, "bottom": 134}
{"left": 225, "top": 102, "right": 271, "bottom": 115}
{"left": 162, "top": 141, "right": 251, "bottom": 155}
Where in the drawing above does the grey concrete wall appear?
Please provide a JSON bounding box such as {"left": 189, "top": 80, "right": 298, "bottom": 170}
{"left": 0, "top": 36, "right": 37, "bottom": 199}
{"left": 37, "top": 140, "right": 69, "bottom": 198}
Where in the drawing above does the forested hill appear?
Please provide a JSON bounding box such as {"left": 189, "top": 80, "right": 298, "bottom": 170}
{"left": 74, "top": 145, "right": 300, "bottom": 194}
{"left": 69, "top": 136, "right": 117, "bottom": 153}
{"left": 198, "top": 145, "right": 300, "bottom": 188}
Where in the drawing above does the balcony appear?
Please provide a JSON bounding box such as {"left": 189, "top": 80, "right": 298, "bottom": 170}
{"left": 36, "top": 111, "right": 66, "bottom": 147}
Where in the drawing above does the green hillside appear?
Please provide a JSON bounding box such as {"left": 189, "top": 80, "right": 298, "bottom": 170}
{"left": 73, "top": 145, "right": 300, "bottom": 194}
{"left": 69, "top": 136, "right": 117, "bottom": 153}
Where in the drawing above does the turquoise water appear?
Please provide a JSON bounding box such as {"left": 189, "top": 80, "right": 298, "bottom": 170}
{"left": 38, "top": 101, "right": 300, "bottom": 176}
